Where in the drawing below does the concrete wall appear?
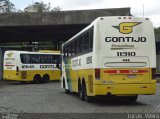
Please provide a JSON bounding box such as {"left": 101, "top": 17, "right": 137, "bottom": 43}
{"left": 0, "top": 8, "right": 131, "bottom": 26}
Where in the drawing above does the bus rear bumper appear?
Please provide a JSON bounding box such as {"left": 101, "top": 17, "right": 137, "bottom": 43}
{"left": 92, "top": 82, "right": 156, "bottom": 96}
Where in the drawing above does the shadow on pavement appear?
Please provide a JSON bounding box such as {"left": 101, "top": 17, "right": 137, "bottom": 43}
{"left": 0, "top": 80, "right": 60, "bottom": 86}
{"left": 61, "top": 91, "right": 148, "bottom": 106}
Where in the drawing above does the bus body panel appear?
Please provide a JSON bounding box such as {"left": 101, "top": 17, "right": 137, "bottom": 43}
{"left": 61, "top": 16, "right": 156, "bottom": 97}
{"left": 93, "top": 82, "right": 156, "bottom": 96}
{"left": 94, "top": 17, "right": 156, "bottom": 96}
{"left": 3, "top": 50, "right": 60, "bottom": 82}
{"left": 101, "top": 57, "right": 151, "bottom": 84}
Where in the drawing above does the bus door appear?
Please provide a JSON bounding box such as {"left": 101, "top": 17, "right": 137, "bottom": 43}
{"left": 102, "top": 57, "right": 151, "bottom": 84}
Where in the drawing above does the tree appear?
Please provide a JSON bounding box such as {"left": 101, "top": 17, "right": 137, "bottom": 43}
{"left": 155, "top": 27, "right": 160, "bottom": 33}
{"left": 51, "top": 6, "right": 61, "bottom": 12}
{"left": 0, "top": 0, "right": 16, "bottom": 13}
{"left": 24, "top": 1, "right": 51, "bottom": 13}
{"left": 24, "top": 1, "right": 61, "bottom": 13}
{"left": 16, "top": 9, "right": 23, "bottom": 13}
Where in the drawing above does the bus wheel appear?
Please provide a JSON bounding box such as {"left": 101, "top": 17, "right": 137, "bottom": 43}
{"left": 33, "top": 75, "right": 41, "bottom": 84}
{"left": 78, "top": 82, "right": 85, "bottom": 101}
{"left": 42, "top": 74, "right": 50, "bottom": 83}
{"left": 128, "top": 95, "right": 138, "bottom": 103}
{"left": 84, "top": 82, "right": 92, "bottom": 103}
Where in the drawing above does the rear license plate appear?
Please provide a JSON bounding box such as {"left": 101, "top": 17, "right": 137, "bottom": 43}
{"left": 127, "top": 74, "right": 137, "bottom": 78}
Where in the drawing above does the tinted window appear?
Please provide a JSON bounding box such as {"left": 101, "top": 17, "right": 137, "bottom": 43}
{"left": 62, "top": 27, "right": 94, "bottom": 58}
{"left": 20, "top": 54, "right": 60, "bottom": 64}
{"left": 89, "top": 29, "right": 93, "bottom": 51}
{"left": 82, "top": 32, "right": 89, "bottom": 52}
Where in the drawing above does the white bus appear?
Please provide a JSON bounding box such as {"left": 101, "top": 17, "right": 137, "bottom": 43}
{"left": 61, "top": 16, "right": 156, "bottom": 102}
{"left": 3, "top": 50, "right": 61, "bottom": 83}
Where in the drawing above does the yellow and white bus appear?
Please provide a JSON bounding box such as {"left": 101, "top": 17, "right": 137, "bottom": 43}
{"left": 61, "top": 16, "right": 156, "bottom": 102}
{"left": 3, "top": 50, "right": 61, "bottom": 83}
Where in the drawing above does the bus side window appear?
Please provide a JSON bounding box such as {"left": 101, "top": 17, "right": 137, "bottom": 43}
{"left": 40, "top": 55, "right": 46, "bottom": 63}
{"left": 66, "top": 47, "right": 69, "bottom": 58}
{"left": 89, "top": 28, "right": 93, "bottom": 51}
{"left": 25, "top": 54, "right": 30, "bottom": 63}
{"left": 31, "top": 54, "right": 39, "bottom": 63}
{"left": 64, "top": 47, "right": 68, "bottom": 58}
{"left": 39, "top": 55, "right": 42, "bottom": 63}
{"left": 20, "top": 54, "right": 31, "bottom": 64}
{"left": 68, "top": 43, "right": 72, "bottom": 57}
{"left": 71, "top": 42, "right": 74, "bottom": 56}
{"left": 20, "top": 54, "right": 25, "bottom": 63}
{"left": 72, "top": 40, "right": 77, "bottom": 56}
{"left": 76, "top": 38, "right": 79, "bottom": 55}
{"left": 82, "top": 32, "right": 89, "bottom": 52}
{"left": 63, "top": 47, "right": 66, "bottom": 59}
{"left": 74, "top": 40, "right": 77, "bottom": 55}
{"left": 77, "top": 36, "right": 83, "bottom": 54}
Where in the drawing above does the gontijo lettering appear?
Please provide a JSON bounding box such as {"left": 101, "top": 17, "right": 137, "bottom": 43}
{"left": 105, "top": 37, "right": 146, "bottom": 42}
{"left": 40, "top": 65, "right": 56, "bottom": 68}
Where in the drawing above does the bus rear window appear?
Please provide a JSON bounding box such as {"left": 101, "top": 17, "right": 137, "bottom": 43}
{"left": 20, "top": 54, "right": 60, "bottom": 64}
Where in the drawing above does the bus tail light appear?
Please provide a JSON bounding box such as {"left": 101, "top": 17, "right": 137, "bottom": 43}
{"left": 152, "top": 68, "right": 156, "bottom": 79}
{"left": 95, "top": 68, "right": 100, "bottom": 79}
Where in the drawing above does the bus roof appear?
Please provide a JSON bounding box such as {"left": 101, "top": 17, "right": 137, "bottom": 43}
{"left": 5, "top": 50, "right": 60, "bottom": 55}
{"left": 38, "top": 50, "right": 61, "bottom": 54}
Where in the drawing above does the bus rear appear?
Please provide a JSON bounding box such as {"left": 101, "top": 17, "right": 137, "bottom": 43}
{"left": 94, "top": 17, "right": 156, "bottom": 98}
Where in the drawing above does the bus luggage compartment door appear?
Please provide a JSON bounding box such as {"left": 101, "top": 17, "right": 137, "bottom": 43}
{"left": 102, "top": 57, "right": 151, "bottom": 84}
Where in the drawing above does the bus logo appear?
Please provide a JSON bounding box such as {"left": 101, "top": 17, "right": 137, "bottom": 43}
{"left": 7, "top": 52, "right": 13, "bottom": 58}
{"left": 113, "top": 22, "right": 142, "bottom": 34}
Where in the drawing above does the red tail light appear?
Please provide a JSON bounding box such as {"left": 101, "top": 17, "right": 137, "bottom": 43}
{"left": 152, "top": 68, "right": 156, "bottom": 79}
{"left": 95, "top": 68, "right": 100, "bottom": 79}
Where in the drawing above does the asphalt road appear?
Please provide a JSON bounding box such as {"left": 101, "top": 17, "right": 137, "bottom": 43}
{"left": 0, "top": 80, "right": 160, "bottom": 119}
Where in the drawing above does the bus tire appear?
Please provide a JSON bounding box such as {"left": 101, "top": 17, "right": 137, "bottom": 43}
{"left": 42, "top": 74, "right": 50, "bottom": 83}
{"left": 65, "top": 89, "right": 70, "bottom": 94}
{"left": 33, "top": 75, "right": 41, "bottom": 84}
{"left": 84, "top": 82, "right": 92, "bottom": 103}
{"left": 78, "top": 81, "right": 85, "bottom": 101}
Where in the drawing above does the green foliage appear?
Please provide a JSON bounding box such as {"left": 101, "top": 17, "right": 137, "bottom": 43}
{"left": 51, "top": 6, "right": 62, "bottom": 12}
{"left": 155, "top": 27, "right": 160, "bottom": 33}
{"left": 0, "top": 0, "right": 16, "bottom": 13}
{"left": 24, "top": 1, "right": 61, "bottom": 13}
{"left": 32, "top": 1, "right": 51, "bottom": 12}
{"left": 0, "top": 0, "right": 61, "bottom": 13}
